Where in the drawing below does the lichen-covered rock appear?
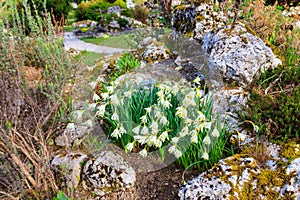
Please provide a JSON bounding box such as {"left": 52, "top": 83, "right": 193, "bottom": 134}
{"left": 55, "top": 123, "right": 88, "bottom": 148}
{"left": 142, "top": 42, "right": 171, "bottom": 63}
{"left": 203, "top": 22, "right": 282, "bottom": 88}
{"left": 179, "top": 155, "right": 260, "bottom": 200}
{"left": 280, "top": 157, "right": 300, "bottom": 199}
{"left": 82, "top": 151, "right": 136, "bottom": 197}
{"left": 172, "top": 3, "right": 227, "bottom": 42}
{"left": 51, "top": 153, "right": 88, "bottom": 189}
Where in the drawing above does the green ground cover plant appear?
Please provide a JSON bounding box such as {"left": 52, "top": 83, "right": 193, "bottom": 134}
{"left": 238, "top": 0, "right": 300, "bottom": 141}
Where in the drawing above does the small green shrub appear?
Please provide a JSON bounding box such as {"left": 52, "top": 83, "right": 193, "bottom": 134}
{"left": 53, "top": 190, "right": 72, "bottom": 200}
{"left": 75, "top": 0, "right": 113, "bottom": 21}
{"left": 117, "top": 17, "right": 129, "bottom": 28}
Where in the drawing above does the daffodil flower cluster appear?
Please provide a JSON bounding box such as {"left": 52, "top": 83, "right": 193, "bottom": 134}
{"left": 94, "top": 77, "right": 221, "bottom": 161}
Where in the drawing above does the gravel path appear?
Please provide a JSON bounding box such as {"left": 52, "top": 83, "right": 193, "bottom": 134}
{"left": 63, "top": 32, "right": 126, "bottom": 54}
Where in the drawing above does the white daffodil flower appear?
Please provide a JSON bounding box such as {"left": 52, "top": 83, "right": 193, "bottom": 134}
{"left": 193, "top": 77, "right": 201, "bottom": 85}
{"left": 150, "top": 121, "right": 159, "bottom": 133}
{"left": 168, "top": 145, "right": 176, "bottom": 154}
{"left": 145, "top": 106, "right": 152, "bottom": 113}
{"left": 96, "top": 104, "right": 106, "bottom": 117}
{"left": 160, "top": 99, "right": 172, "bottom": 108}
{"left": 106, "top": 86, "right": 114, "bottom": 94}
{"left": 110, "top": 94, "right": 120, "bottom": 105}
{"left": 93, "top": 93, "right": 101, "bottom": 101}
{"left": 212, "top": 127, "right": 220, "bottom": 138}
{"left": 88, "top": 103, "right": 97, "bottom": 110}
{"left": 134, "top": 135, "right": 147, "bottom": 144}
{"left": 158, "top": 130, "right": 169, "bottom": 142}
{"left": 119, "top": 126, "right": 127, "bottom": 134}
{"left": 171, "top": 137, "right": 179, "bottom": 144}
{"left": 197, "top": 111, "right": 206, "bottom": 122}
{"left": 190, "top": 130, "right": 198, "bottom": 143}
{"left": 179, "top": 126, "right": 189, "bottom": 137}
{"left": 196, "top": 88, "right": 204, "bottom": 98}
{"left": 159, "top": 115, "right": 168, "bottom": 125}
{"left": 176, "top": 107, "right": 187, "bottom": 119}
{"left": 125, "top": 142, "right": 134, "bottom": 152}
{"left": 139, "top": 149, "right": 147, "bottom": 158}
{"left": 202, "top": 152, "right": 209, "bottom": 160}
{"left": 101, "top": 92, "right": 109, "bottom": 100}
{"left": 140, "top": 115, "right": 147, "bottom": 124}
{"left": 141, "top": 125, "right": 149, "bottom": 135}
{"left": 132, "top": 126, "right": 140, "bottom": 135}
{"left": 111, "top": 112, "right": 119, "bottom": 121}
{"left": 203, "top": 134, "right": 211, "bottom": 145}
{"left": 174, "top": 148, "right": 182, "bottom": 158}
{"left": 111, "top": 128, "right": 121, "bottom": 138}
{"left": 154, "top": 139, "right": 162, "bottom": 148}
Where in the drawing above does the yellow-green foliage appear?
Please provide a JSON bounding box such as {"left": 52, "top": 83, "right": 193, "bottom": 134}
{"left": 280, "top": 141, "right": 300, "bottom": 160}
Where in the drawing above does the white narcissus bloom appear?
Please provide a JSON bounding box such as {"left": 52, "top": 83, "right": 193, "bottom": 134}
{"left": 145, "top": 106, "right": 152, "bottom": 113}
{"left": 172, "top": 84, "right": 179, "bottom": 94}
{"left": 96, "top": 104, "right": 106, "bottom": 117}
{"left": 160, "top": 115, "right": 168, "bottom": 125}
{"left": 132, "top": 126, "right": 140, "bottom": 134}
{"left": 184, "top": 118, "right": 193, "bottom": 126}
{"left": 119, "top": 126, "right": 127, "bottom": 134}
{"left": 183, "top": 91, "right": 196, "bottom": 106}
{"left": 203, "top": 134, "right": 211, "bottom": 145}
{"left": 106, "top": 86, "right": 114, "bottom": 94}
{"left": 158, "top": 130, "right": 169, "bottom": 142}
{"left": 89, "top": 103, "right": 97, "bottom": 110}
{"left": 101, "top": 92, "right": 109, "bottom": 100}
{"left": 134, "top": 135, "right": 147, "bottom": 144}
{"left": 93, "top": 93, "right": 101, "bottom": 101}
{"left": 111, "top": 128, "right": 121, "bottom": 138}
{"left": 174, "top": 148, "right": 182, "bottom": 158}
{"left": 202, "top": 152, "right": 209, "bottom": 160}
{"left": 212, "top": 127, "right": 220, "bottom": 138}
{"left": 154, "top": 139, "right": 162, "bottom": 148}
{"left": 196, "top": 88, "right": 204, "bottom": 98}
{"left": 155, "top": 110, "right": 163, "bottom": 119}
{"left": 203, "top": 122, "right": 212, "bottom": 130}
{"left": 89, "top": 81, "right": 97, "bottom": 89}
{"left": 176, "top": 107, "right": 187, "bottom": 119}
{"left": 111, "top": 112, "right": 119, "bottom": 121}
{"left": 179, "top": 126, "right": 189, "bottom": 137}
{"left": 197, "top": 111, "right": 206, "bottom": 122}
{"left": 110, "top": 94, "right": 120, "bottom": 105}
{"left": 190, "top": 130, "right": 198, "bottom": 143}
{"left": 150, "top": 121, "right": 159, "bottom": 133}
{"left": 125, "top": 142, "right": 134, "bottom": 152}
{"left": 140, "top": 115, "right": 147, "bottom": 124}
{"left": 168, "top": 145, "right": 176, "bottom": 154}
{"left": 157, "top": 89, "right": 164, "bottom": 99}
{"left": 171, "top": 137, "right": 179, "bottom": 144}
{"left": 160, "top": 98, "right": 172, "bottom": 108}
{"left": 139, "top": 149, "right": 147, "bottom": 158}
{"left": 124, "top": 90, "right": 132, "bottom": 97}
{"left": 141, "top": 125, "right": 149, "bottom": 135}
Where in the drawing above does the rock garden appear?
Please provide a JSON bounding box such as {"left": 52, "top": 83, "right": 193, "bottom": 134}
{"left": 0, "top": 0, "right": 300, "bottom": 199}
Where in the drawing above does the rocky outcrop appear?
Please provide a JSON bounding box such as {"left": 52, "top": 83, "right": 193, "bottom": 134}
{"left": 51, "top": 153, "right": 88, "bottom": 189}
{"left": 172, "top": 3, "right": 227, "bottom": 42}
{"left": 179, "top": 142, "right": 300, "bottom": 200}
{"left": 202, "top": 23, "right": 282, "bottom": 88}
{"left": 142, "top": 42, "right": 171, "bottom": 63}
{"left": 82, "top": 151, "right": 136, "bottom": 197}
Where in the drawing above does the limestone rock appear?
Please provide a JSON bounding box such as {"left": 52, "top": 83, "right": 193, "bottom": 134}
{"left": 51, "top": 153, "right": 88, "bottom": 189}
{"left": 55, "top": 123, "right": 88, "bottom": 147}
{"left": 82, "top": 151, "right": 136, "bottom": 197}
{"left": 172, "top": 3, "right": 227, "bottom": 42}
{"left": 142, "top": 42, "right": 171, "bottom": 63}
{"left": 179, "top": 155, "right": 260, "bottom": 200}
{"left": 203, "top": 23, "right": 282, "bottom": 88}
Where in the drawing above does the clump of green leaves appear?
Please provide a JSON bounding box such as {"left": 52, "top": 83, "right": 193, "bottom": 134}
{"left": 93, "top": 77, "right": 232, "bottom": 170}
{"left": 53, "top": 190, "right": 72, "bottom": 200}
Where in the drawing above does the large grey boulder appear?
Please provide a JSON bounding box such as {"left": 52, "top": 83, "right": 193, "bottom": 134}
{"left": 51, "top": 153, "right": 88, "bottom": 189}
{"left": 82, "top": 151, "right": 136, "bottom": 197}
{"left": 203, "top": 23, "right": 282, "bottom": 88}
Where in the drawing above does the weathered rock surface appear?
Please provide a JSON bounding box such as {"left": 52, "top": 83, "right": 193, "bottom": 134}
{"left": 142, "top": 42, "right": 171, "bottom": 63}
{"left": 51, "top": 153, "right": 88, "bottom": 189}
{"left": 55, "top": 123, "right": 88, "bottom": 148}
{"left": 82, "top": 151, "right": 136, "bottom": 197}
{"left": 172, "top": 3, "right": 227, "bottom": 42}
{"left": 202, "top": 23, "right": 282, "bottom": 88}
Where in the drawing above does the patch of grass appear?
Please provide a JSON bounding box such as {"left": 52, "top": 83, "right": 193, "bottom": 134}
{"left": 75, "top": 50, "right": 104, "bottom": 67}
{"left": 80, "top": 32, "right": 137, "bottom": 49}
{"left": 62, "top": 25, "right": 76, "bottom": 32}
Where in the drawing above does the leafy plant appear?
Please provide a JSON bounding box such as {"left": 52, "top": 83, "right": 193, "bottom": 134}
{"left": 94, "top": 77, "right": 232, "bottom": 170}
{"left": 53, "top": 190, "right": 72, "bottom": 200}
